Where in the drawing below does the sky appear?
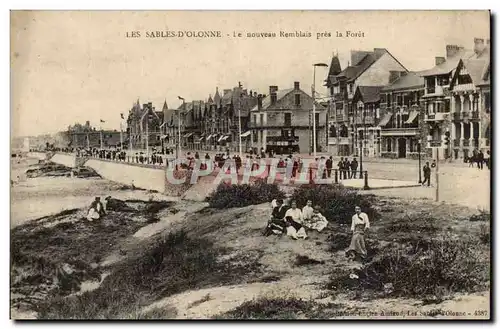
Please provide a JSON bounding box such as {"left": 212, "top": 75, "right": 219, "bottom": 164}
{"left": 10, "top": 10, "right": 490, "bottom": 137}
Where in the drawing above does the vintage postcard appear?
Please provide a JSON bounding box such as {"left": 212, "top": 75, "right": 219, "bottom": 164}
{"left": 10, "top": 10, "right": 491, "bottom": 320}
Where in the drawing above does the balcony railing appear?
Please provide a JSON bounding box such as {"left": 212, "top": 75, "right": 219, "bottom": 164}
{"left": 453, "top": 140, "right": 460, "bottom": 147}
{"left": 425, "top": 112, "right": 450, "bottom": 121}
{"left": 463, "top": 139, "right": 470, "bottom": 147}
{"left": 380, "top": 128, "right": 419, "bottom": 136}
{"left": 471, "top": 112, "right": 479, "bottom": 119}
{"left": 353, "top": 116, "right": 375, "bottom": 125}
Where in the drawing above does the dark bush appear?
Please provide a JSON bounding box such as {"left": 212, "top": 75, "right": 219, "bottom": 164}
{"left": 216, "top": 297, "right": 314, "bottom": 319}
{"left": 294, "top": 255, "right": 325, "bottom": 266}
{"left": 207, "top": 179, "right": 285, "bottom": 209}
{"left": 328, "top": 237, "right": 489, "bottom": 299}
{"left": 469, "top": 211, "right": 490, "bottom": 222}
{"left": 291, "top": 185, "right": 378, "bottom": 224}
{"left": 479, "top": 224, "right": 490, "bottom": 244}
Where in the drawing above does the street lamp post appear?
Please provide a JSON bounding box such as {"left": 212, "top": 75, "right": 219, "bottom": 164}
{"left": 177, "top": 96, "right": 185, "bottom": 159}
{"left": 312, "top": 63, "right": 328, "bottom": 157}
{"left": 418, "top": 140, "right": 422, "bottom": 184}
{"left": 238, "top": 87, "right": 243, "bottom": 158}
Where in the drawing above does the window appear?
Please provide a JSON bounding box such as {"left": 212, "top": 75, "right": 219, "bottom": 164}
{"left": 381, "top": 94, "right": 387, "bottom": 104}
{"left": 284, "top": 113, "right": 292, "bottom": 126}
{"left": 295, "top": 94, "right": 301, "bottom": 106}
{"left": 253, "top": 114, "right": 257, "bottom": 125}
{"left": 282, "top": 129, "right": 291, "bottom": 138}
{"left": 253, "top": 131, "right": 258, "bottom": 143}
{"left": 260, "top": 114, "right": 264, "bottom": 126}
{"left": 349, "top": 84, "right": 353, "bottom": 93}
{"left": 315, "top": 113, "right": 320, "bottom": 126}
{"left": 387, "top": 94, "right": 392, "bottom": 107}
{"left": 329, "top": 125, "right": 337, "bottom": 138}
{"left": 348, "top": 104, "right": 353, "bottom": 116}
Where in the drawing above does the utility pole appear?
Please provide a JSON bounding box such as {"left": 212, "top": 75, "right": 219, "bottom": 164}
{"left": 312, "top": 63, "right": 328, "bottom": 157}
{"left": 435, "top": 149, "right": 439, "bottom": 202}
{"left": 238, "top": 82, "right": 243, "bottom": 158}
{"left": 177, "top": 96, "right": 185, "bottom": 159}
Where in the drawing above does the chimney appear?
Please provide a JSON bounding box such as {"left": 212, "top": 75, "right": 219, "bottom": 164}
{"left": 435, "top": 57, "right": 446, "bottom": 66}
{"left": 446, "top": 44, "right": 463, "bottom": 58}
{"left": 257, "top": 94, "right": 263, "bottom": 110}
{"left": 474, "top": 38, "right": 485, "bottom": 54}
{"left": 269, "top": 86, "right": 278, "bottom": 105}
{"left": 294, "top": 81, "right": 300, "bottom": 90}
{"left": 269, "top": 85, "right": 278, "bottom": 94}
{"left": 223, "top": 89, "right": 231, "bottom": 96}
{"left": 389, "top": 71, "right": 401, "bottom": 84}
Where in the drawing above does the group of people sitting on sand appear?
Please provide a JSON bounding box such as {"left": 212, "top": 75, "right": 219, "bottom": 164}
{"left": 263, "top": 198, "right": 329, "bottom": 240}
{"left": 86, "top": 196, "right": 135, "bottom": 221}
{"left": 263, "top": 198, "right": 371, "bottom": 262}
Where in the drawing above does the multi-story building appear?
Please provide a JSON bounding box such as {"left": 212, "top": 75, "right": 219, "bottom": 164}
{"left": 420, "top": 38, "right": 490, "bottom": 160}
{"left": 379, "top": 72, "right": 425, "bottom": 159}
{"left": 326, "top": 48, "right": 408, "bottom": 156}
{"left": 351, "top": 85, "right": 385, "bottom": 158}
{"left": 126, "top": 100, "right": 164, "bottom": 150}
{"left": 249, "top": 81, "right": 327, "bottom": 155}
{"left": 67, "top": 121, "right": 123, "bottom": 149}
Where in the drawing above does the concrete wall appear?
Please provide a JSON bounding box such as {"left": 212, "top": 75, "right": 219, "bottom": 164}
{"left": 85, "top": 159, "right": 166, "bottom": 193}
{"left": 28, "top": 152, "right": 48, "bottom": 160}
{"left": 51, "top": 153, "right": 77, "bottom": 167}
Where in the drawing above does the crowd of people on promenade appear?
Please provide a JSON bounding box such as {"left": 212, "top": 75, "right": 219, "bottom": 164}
{"left": 263, "top": 197, "right": 370, "bottom": 262}
{"left": 465, "top": 149, "right": 490, "bottom": 170}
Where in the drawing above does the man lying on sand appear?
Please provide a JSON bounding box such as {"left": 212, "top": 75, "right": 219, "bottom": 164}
{"left": 104, "top": 196, "right": 135, "bottom": 212}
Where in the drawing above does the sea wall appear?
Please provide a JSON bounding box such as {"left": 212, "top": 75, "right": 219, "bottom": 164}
{"left": 85, "top": 159, "right": 166, "bottom": 193}
{"left": 27, "top": 152, "right": 49, "bottom": 160}
{"left": 50, "top": 153, "right": 77, "bottom": 168}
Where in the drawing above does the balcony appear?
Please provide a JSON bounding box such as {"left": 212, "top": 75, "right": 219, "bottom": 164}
{"left": 425, "top": 85, "right": 449, "bottom": 96}
{"left": 471, "top": 111, "right": 479, "bottom": 120}
{"left": 380, "top": 128, "right": 419, "bottom": 137}
{"left": 425, "top": 112, "right": 450, "bottom": 122}
{"left": 353, "top": 116, "right": 375, "bottom": 125}
{"left": 334, "top": 113, "right": 348, "bottom": 122}
{"left": 463, "top": 139, "right": 470, "bottom": 147}
{"left": 453, "top": 140, "right": 460, "bottom": 147}
{"left": 329, "top": 137, "right": 351, "bottom": 145}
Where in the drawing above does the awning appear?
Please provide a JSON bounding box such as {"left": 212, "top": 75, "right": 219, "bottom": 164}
{"left": 206, "top": 134, "right": 213, "bottom": 141}
{"left": 379, "top": 113, "right": 393, "bottom": 127}
{"left": 240, "top": 131, "right": 251, "bottom": 137}
{"left": 160, "top": 134, "right": 169, "bottom": 139}
{"left": 218, "top": 135, "right": 225, "bottom": 142}
{"left": 199, "top": 137, "right": 205, "bottom": 141}
{"left": 183, "top": 132, "right": 194, "bottom": 138}
{"left": 405, "top": 110, "right": 419, "bottom": 124}
{"left": 222, "top": 135, "right": 230, "bottom": 141}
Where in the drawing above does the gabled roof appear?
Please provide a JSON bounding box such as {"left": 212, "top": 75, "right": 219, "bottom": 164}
{"left": 463, "top": 58, "right": 490, "bottom": 87}
{"left": 162, "top": 100, "right": 168, "bottom": 110}
{"left": 420, "top": 49, "right": 476, "bottom": 77}
{"left": 250, "top": 88, "right": 293, "bottom": 112}
{"left": 213, "top": 87, "right": 221, "bottom": 107}
{"left": 329, "top": 48, "right": 406, "bottom": 85}
{"left": 327, "top": 55, "right": 342, "bottom": 78}
{"left": 354, "top": 86, "right": 385, "bottom": 103}
{"left": 382, "top": 72, "right": 424, "bottom": 92}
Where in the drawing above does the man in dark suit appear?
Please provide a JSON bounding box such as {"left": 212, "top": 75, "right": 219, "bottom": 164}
{"left": 326, "top": 156, "right": 333, "bottom": 178}
{"left": 343, "top": 157, "right": 350, "bottom": 180}
{"left": 350, "top": 157, "right": 358, "bottom": 179}
{"left": 422, "top": 162, "right": 431, "bottom": 187}
{"left": 337, "top": 157, "right": 344, "bottom": 180}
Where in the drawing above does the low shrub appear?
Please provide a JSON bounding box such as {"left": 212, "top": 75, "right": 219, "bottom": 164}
{"left": 469, "top": 211, "right": 490, "bottom": 222}
{"left": 328, "top": 237, "right": 489, "bottom": 299}
{"left": 36, "top": 230, "right": 257, "bottom": 319}
{"left": 216, "top": 297, "right": 314, "bottom": 319}
{"left": 294, "top": 255, "right": 325, "bottom": 266}
{"left": 207, "top": 179, "right": 285, "bottom": 209}
{"left": 291, "top": 185, "right": 378, "bottom": 224}
{"left": 479, "top": 224, "right": 490, "bottom": 244}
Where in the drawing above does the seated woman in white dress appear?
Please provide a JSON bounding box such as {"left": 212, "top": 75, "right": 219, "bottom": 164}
{"left": 284, "top": 201, "right": 307, "bottom": 240}
{"left": 87, "top": 197, "right": 106, "bottom": 221}
{"left": 303, "top": 206, "right": 329, "bottom": 232}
